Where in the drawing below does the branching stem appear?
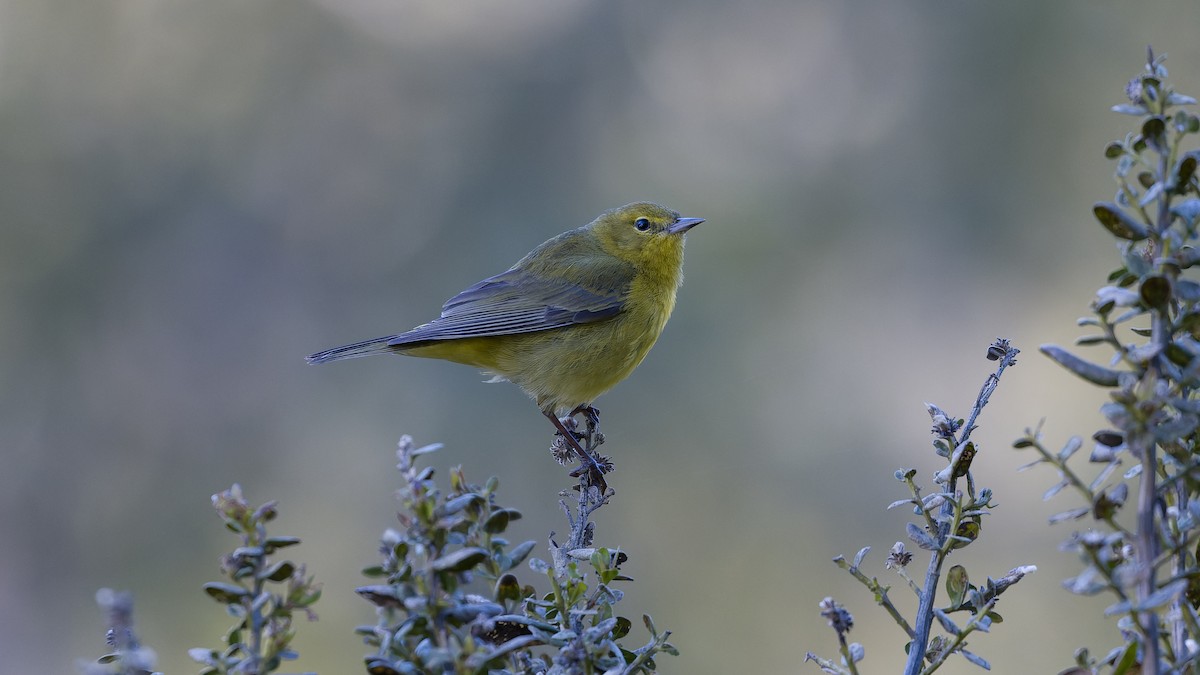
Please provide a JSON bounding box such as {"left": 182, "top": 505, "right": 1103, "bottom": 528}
{"left": 902, "top": 346, "right": 1018, "bottom": 675}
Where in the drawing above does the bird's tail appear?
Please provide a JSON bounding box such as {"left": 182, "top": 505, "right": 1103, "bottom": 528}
{"left": 306, "top": 336, "right": 397, "bottom": 364}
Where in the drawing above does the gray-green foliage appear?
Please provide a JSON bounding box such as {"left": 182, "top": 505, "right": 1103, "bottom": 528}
{"left": 1017, "top": 47, "right": 1200, "bottom": 673}
{"left": 84, "top": 486, "right": 321, "bottom": 675}
{"left": 806, "top": 341, "right": 1031, "bottom": 675}
{"left": 85, "top": 435, "right": 674, "bottom": 675}
{"left": 190, "top": 485, "right": 322, "bottom": 675}
{"left": 81, "top": 589, "right": 161, "bottom": 675}
{"left": 358, "top": 435, "right": 675, "bottom": 674}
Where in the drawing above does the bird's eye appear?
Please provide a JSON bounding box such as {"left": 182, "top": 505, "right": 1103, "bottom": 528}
{"left": 634, "top": 218, "right": 651, "bottom": 231}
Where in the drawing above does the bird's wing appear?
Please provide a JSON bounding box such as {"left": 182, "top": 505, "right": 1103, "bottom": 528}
{"left": 388, "top": 268, "right": 626, "bottom": 346}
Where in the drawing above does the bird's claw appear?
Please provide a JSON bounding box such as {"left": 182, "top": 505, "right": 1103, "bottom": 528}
{"left": 546, "top": 406, "right": 610, "bottom": 492}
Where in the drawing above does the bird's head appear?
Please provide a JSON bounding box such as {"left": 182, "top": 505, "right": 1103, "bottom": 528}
{"left": 589, "top": 202, "right": 703, "bottom": 271}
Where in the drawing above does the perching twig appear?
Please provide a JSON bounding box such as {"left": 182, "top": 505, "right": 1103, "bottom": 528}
{"left": 551, "top": 417, "right": 614, "bottom": 577}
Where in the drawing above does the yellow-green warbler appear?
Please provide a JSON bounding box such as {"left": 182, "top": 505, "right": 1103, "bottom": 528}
{"left": 308, "top": 202, "right": 703, "bottom": 486}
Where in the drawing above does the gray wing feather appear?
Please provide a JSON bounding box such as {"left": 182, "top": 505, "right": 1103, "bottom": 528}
{"left": 388, "top": 268, "right": 624, "bottom": 346}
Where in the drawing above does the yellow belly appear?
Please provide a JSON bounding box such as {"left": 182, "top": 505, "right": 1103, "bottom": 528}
{"left": 402, "top": 297, "right": 671, "bottom": 414}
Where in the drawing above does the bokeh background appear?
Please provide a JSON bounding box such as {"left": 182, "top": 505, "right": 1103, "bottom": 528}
{"left": 4, "top": 1, "right": 1200, "bottom": 672}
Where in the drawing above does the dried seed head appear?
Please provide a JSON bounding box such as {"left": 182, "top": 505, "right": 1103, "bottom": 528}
{"left": 925, "top": 403, "right": 961, "bottom": 439}
{"left": 1127, "top": 76, "right": 1144, "bottom": 105}
{"left": 550, "top": 436, "right": 573, "bottom": 465}
{"left": 885, "top": 542, "right": 913, "bottom": 569}
{"left": 986, "top": 338, "right": 1010, "bottom": 360}
{"left": 818, "top": 597, "right": 854, "bottom": 635}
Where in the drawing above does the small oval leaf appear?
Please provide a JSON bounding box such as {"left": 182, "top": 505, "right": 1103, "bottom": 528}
{"left": 613, "top": 616, "right": 632, "bottom": 639}
{"left": 1175, "top": 279, "right": 1200, "bottom": 301}
{"left": 1112, "top": 103, "right": 1149, "bottom": 116}
{"left": 507, "top": 540, "right": 537, "bottom": 569}
{"left": 1093, "top": 202, "right": 1150, "bottom": 240}
{"left": 1041, "top": 344, "right": 1122, "bottom": 387}
{"left": 1173, "top": 199, "right": 1200, "bottom": 227}
{"left": 263, "top": 536, "right": 301, "bottom": 553}
{"left": 482, "top": 509, "right": 510, "bottom": 534}
{"left": 1140, "top": 275, "right": 1171, "bottom": 309}
{"left": 494, "top": 573, "right": 521, "bottom": 603}
{"left": 1176, "top": 155, "right": 1197, "bottom": 191}
{"left": 906, "top": 522, "right": 937, "bottom": 551}
{"left": 1059, "top": 436, "right": 1083, "bottom": 460}
{"left": 946, "top": 565, "right": 969, "bottom": 608}
{"left": 356, "top": 585, "right": 405, "bottom": 609}
{"left": 431, "top": 547, "right": 489, "bottom": 573}
{"left": 261, "top": 560, "right": 295, "bottom": 582}
{"left": 203, "top": 582, "right": 250, "bottom": 605}
{"left": 441, "top": 493, "right": 482, "bottom": 517}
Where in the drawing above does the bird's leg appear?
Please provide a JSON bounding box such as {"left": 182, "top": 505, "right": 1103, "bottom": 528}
{"left": 566, "top": 405, "right": 604, "bottom": 465}
{"left": 566, "top": 405, "right": 608, "bottom": 474}
{"left": 544, "top": 410, "right": 608, "bottom": 492}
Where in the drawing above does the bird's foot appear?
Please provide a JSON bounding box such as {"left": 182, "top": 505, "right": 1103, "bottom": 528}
{"left": 547, "top": 409, "right": 611, "bottom": 493}
{"left": 569, "top": 404, "right": 601, "bottom": 433}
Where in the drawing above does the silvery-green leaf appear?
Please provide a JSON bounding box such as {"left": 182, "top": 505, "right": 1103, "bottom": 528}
{"left": 1041, "top": 345, "right": 1122, "bottom": 387}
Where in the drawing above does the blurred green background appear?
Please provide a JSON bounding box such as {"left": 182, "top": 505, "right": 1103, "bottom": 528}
{"left": 4, "top": 1, "right": 1200, "bottom": 672}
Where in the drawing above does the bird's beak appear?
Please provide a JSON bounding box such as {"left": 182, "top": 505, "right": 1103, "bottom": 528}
{"left": 668, "top": 217, "right": 704, "bottom": 234}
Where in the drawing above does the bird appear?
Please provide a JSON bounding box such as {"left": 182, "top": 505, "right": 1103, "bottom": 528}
{"left": 307, "top": 202, "right": 703, "bottom": 488}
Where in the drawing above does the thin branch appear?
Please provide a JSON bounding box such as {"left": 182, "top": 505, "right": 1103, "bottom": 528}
{"left": 834, "top": 552, "right": 915, "bottom": 638}
{"left": 902, "top": 343, "right": 1019, "bottom": 675}
{"left": 918, "top": 599, "right": 998, "bottom": 675}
